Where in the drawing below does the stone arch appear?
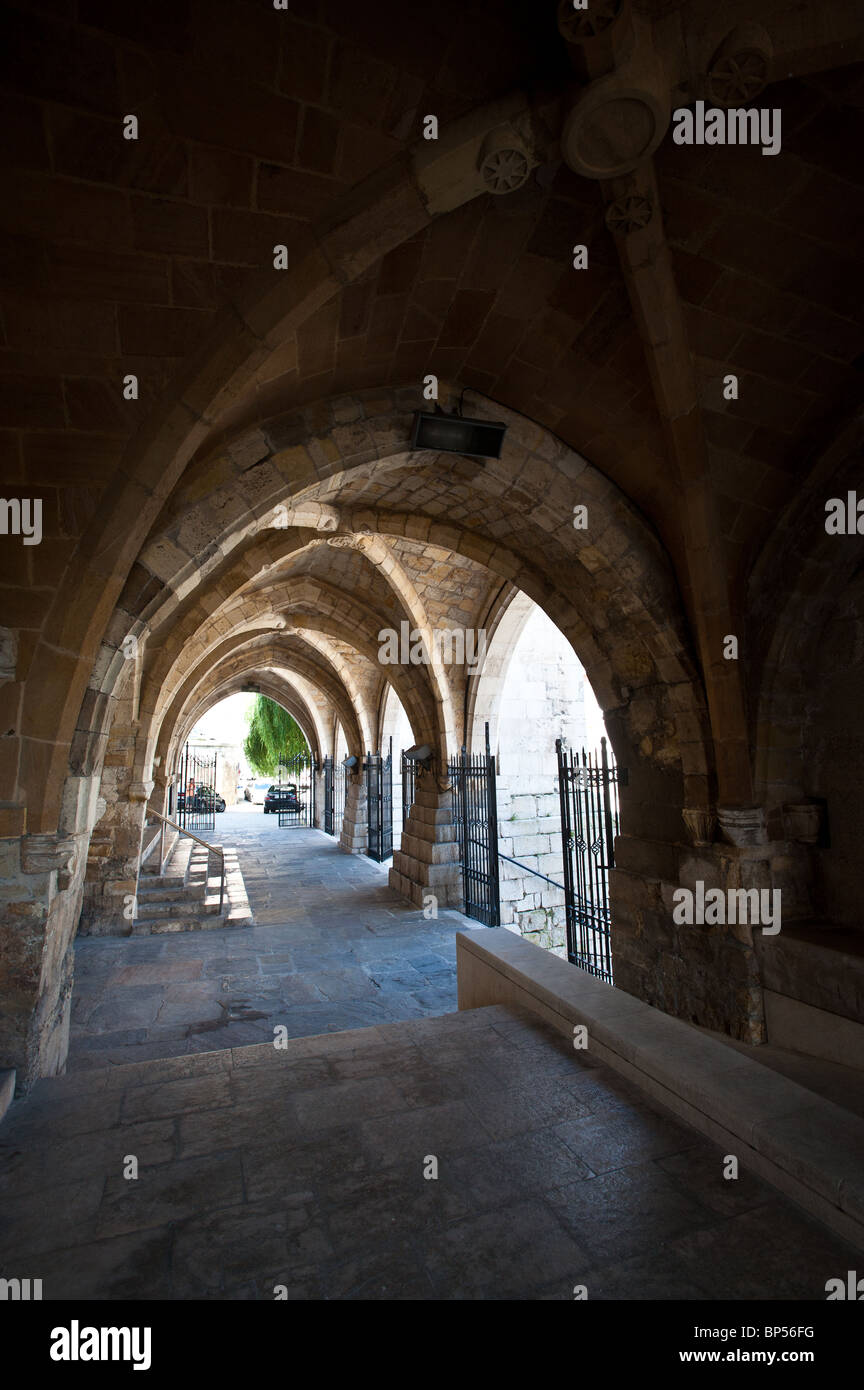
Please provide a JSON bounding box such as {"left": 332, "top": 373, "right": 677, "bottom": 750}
{"left": 170, "top": 672, "right": 325, "bottom": 774}
{"left": 132, "top": 541, "right": 451, "bottom": 785}
{"left": 466, "top": 589, "right": 536, "bottom": 755}
{"left": 19, "top": 90, "right": 556, "bottom": 835}
{"left": 155, "top": 634, "right": 366, "bottom": 780}
{"left": 94, "top": 390, "right": 710, "bottom": 830}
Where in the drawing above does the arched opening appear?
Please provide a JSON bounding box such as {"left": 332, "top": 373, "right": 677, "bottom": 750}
{"left": 478, "top": 598, "right": 608, "bottom": 956}
{"left": 379, "top": 682, "right": 414, "bottom": 854}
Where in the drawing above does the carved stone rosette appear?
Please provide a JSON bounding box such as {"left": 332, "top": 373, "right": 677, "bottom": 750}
{"left": 478, "top": 129, "right": 531, "bottom": 195}
{"left": 706, "top": 24, "right": 773, "bottom": 107}
{"left": 605, "top": 192, "right": 653, "bottom": 235}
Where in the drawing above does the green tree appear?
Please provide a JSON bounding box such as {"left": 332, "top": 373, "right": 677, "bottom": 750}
{"left": 244, "top": 696, "right": 308, "bottom": 775}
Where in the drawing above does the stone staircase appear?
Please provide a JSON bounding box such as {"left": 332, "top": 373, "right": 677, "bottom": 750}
{"left": 134, "top": 834, "right": 252, "bottom": 934}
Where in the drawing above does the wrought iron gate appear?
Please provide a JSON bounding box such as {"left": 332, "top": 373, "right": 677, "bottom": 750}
{"left": 323, "top": 757, "right": 348, "bottom": 837}
{"left": 401, "top": 750, "right": 416, "bottom": 827}
{"left": 334, "top": 759, "right": 346, "bottom": 837}
{"left": 178, "top": 744, "right": 218, "bottom": 834}
{"left": 277, "top": 752, "right": 315, "bottom": 828}
{"left": 323, "top": 757, "right": 333, "bottom": 834}
{"left": 556, "top": 736, "right": 622, "bottom": 983}
{"left": 365, "top": 738, "right": 393, "bottom": 862}
{"left": 449, "top": 722, "right": 500, "bottom": 927}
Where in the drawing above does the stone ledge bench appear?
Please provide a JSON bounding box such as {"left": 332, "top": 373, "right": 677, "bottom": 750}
{"left": 457, "top": 928, "right": 864, "bottom": 1253}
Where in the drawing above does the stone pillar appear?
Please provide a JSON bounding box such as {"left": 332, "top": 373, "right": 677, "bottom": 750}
{"left": 339, "top": 772, "right": 367, "bottom": 854}
{"left": 151, "top": 768, "right": 171, "bottom": 819}
{"left": 313, "top": 767, "right": 326, "bottom": 830}
{"left": 78, "top": 716, "right": 152, "bottom": 936}
{"left": 0, "top": 772, "right": 101, "bottom": 1089}
{"left": 389, "top": 780, "right": 461, "bottom": 909}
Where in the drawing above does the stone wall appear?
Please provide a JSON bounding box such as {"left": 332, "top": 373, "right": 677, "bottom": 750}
{"left": 0, "top": 772, "right": 102, "bottom": 1088}
{"left": 498, "top": 782, "right": 567, "bottom": 954}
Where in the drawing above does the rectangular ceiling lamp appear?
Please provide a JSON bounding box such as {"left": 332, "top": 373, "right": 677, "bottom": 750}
{"left": 411, "top": 410, "right": 507, "bottom": 459}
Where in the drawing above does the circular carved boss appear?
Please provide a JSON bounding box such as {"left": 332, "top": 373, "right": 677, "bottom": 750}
{"left": 557, "top": 0, "right": 626, "bottom": 45}
{"left": 562, "top": 76, "right": 667, "bottom": 179}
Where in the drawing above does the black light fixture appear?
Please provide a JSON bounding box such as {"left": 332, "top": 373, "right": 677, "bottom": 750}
{"left": 411, "top": 408, "right": 507, "bottom": 459}
{"left": 342, "top": 755, "right": 358, "bottom": 769}
{"left": 403, "top": 743, "right": 434, "bottom": 771}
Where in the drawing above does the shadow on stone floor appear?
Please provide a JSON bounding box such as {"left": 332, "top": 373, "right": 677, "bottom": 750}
{"left": 69, "top": 819, "right": 473, "bottom": 1071}
{"left": 2, "top": 1005, "right": 858, "bottom": 1301}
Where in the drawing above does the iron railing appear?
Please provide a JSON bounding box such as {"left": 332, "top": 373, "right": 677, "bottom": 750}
{"left": 150, "top": 809, "right": 225, "bottom": 915}
{"left": 556, "top": 736, "right": 622, "bottom": 983}
{"left": 365, "top": 738, "right": 393, "bottom": 862}
{"left": 323, "top": 757, "right": 347, "bottom": 837}
{"left": 448, "top": 722, "right": 500, "bottom": 927}
{"left": 178, "top": 743, "right": 218, "bottom": 833}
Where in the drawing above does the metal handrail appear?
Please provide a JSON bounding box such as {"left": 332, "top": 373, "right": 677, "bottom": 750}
{"left": 148, "top": 809, "right": 225, "bottom": 915}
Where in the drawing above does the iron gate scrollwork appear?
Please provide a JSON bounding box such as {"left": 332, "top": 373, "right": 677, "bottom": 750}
{"left": 334, "top": 759, "right": 346, "bottom": 837}
{"left": 277, "top": 752, "right": 315, "bottom": 828}
{"left": 178, "top": 744, "right": 219, "bottom": 834}
{"left": 365, "top": 738, "right": 393, "bottom": 862}
{"left": 324, "top": 756, "right": 334, "bottom": 834}
{"left": 556, "top": 735, "right": 623, "bottom": 983}
{"left": 323, "top": 755, "right": 347, "bottom": 837}
{"left": 448, "top": 722, "right": 500, "bottom": 927}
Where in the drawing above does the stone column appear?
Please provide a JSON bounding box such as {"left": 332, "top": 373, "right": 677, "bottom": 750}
{"left": 339, "top": 771, "right": 367, "bottom": 854}
{"left": 389, "top": 780, "right": 461, "bottom": 909}
{"left": 0, "top": 771, "right": 101, "bottom": 1089}
{"left": 313, "top": 767, "right": 326, "bottom": 830}
{"left": 78, "top": 715, "right": 152, "bottom": 936}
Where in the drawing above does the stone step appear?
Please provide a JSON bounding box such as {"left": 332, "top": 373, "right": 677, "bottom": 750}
{"left": 131, "top": 913, "right": 229, "bottom": 935}
{"left": 134, "top": 896, "right": 214, "bottom": 918}
{"left": 139, "top": 874, "right": 187, "bottom": 892}
{"left": 167, "top": 839, "right": 195, "bottom": 879}
{"left": 129, "top": 842, "right": 251, "bottom": 936}
{"left": 137, "top": 883, "right": 206, "bottom": 903}
{"left": 130, "top": 896, "right": 254, "bottom": 933}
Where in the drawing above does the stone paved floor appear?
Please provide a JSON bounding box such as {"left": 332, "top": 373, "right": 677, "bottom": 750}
{"left": 10, "top": 808, "right": 859, "bottom": 1300}
{"left": 1, "top": 1005, "right": 857, "bottom": 1300}
{"left": 69, "top": 811, "right": 468, "bottom": 1071}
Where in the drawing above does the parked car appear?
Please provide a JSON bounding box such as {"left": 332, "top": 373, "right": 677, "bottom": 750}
{"left": 249, "top": 779, "right": 271, "bottom": 805}
{"left": 264, "top": 783, "right": 305, "bottom": 814}
{"left": 177, "top": 785, "right": 226, "bottom": 813}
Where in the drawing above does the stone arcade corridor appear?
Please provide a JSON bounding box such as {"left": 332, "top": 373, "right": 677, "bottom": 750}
{"left": 68, "top": 811, "right": 464, "bottom": 1072}
{"left": 3, "top": 0, "right": 864, "bottom": 1317}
